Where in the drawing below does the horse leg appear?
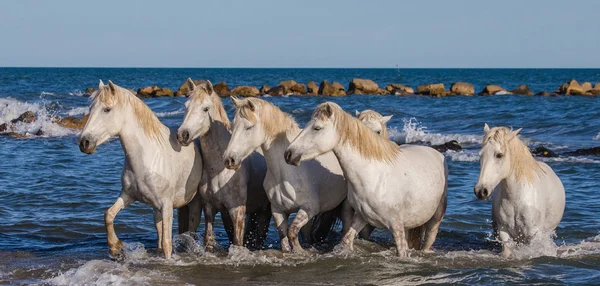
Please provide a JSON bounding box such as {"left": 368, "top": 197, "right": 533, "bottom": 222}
{"left": 300, "top": 219, "right": 313, "bottom": 245}
{"left": 498, "top": 230, "right": 513, "bottom": 258}
{"left": 358, "top": 225, "right": 375, "bottom": 240}
{"left": 160, "top": 204, "right": 174, "bottom": 259}
{"left": 105, "top": 194, "right": 134, "bottom": 259}
{"left": 288, "top": 209, "right": 313, "bottom": 253}
{"left": 254, "top": 206, "right": 272, "bottom": 250}
{"left": 177, "top": 206, "right": 189, "bottom": 235}
{"left": 340, "top": 213, "right": 367, "bottom": 251}
{"left": 272, "top": 210, "right": 291, "bottom": 253}
{"left": 341, "top": 199, "right": 354, "bottom": 236}
{"left": 228, "top": 205, "right": 246, "bottom": 247}
{"left": 153, "top": 208, "right": 164, "bottom": 251}
{"left": 186, "top": 194, "right": 203, "bottom": 239}
{"left": 421, "top": 191, "right": 447, "bottom": 252}
{"left": 407, "top": 227, "right": 422, "bottom": 250}
{"left": 203, "top": 204, "right": 216, "bottom": 252}
{"left": 392, "top": 224, "right": 409, "bottom": 257}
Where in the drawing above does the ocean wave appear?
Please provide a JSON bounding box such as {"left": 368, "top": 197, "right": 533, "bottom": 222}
{"left": 65, "top": 107, "right": 89, "bottom": 116}
{"left": 155, "top": 109, "right": 184, "bottom": 118}
{"left": 388, "top": 118, "right": 482, "bottom": 146}
{"left": 447, "top": 150, "right": 480, "bottom": 162}
{"left": 0, "top": 98, "right": 80, "bottom": 137}
{"left": 594, "top": 133, "right": 600, "bottom": 140}
{"left": 539, "top": 156, "right": 600, "bottom": 164}
{"left": 68, "top": 89, "right": 85, "bottom": 96}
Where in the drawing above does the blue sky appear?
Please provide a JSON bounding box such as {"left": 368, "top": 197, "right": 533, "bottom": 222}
{"left": 0, "top": 0, "right": 599, "bottom": 68}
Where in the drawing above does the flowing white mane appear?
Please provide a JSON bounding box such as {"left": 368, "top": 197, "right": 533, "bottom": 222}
{"left": 91, "top": 82, "right": 165, "bottom": 141}
{"left": 314, "top": 102, "right": 400, "bottom": 163}
{"left": 483, "top": 127, "right": 544, "bottom": 183}
{"left": 234, "top": 97, "right": 300, "bottom": 140}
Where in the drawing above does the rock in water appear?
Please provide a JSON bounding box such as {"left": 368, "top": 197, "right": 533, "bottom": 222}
{"left": 348, "top": 78, "right": 379, "bottom": 94}
{"left": 450, "top": 82, "right": 475, "bottom": 96}
{"left": 431, "top": 140, "right": 462, "bottom": 152}
{"left": 213, "top": 82, "right": 231, "bottom": 97}
{"left": 510, "top": 84, "right": 533, "bottom": 95}
{"left": 479, "top": 85, "right": 506, "bottom": 95}
{"left": 231, "top": 86, "right": 260, "bottom": 97}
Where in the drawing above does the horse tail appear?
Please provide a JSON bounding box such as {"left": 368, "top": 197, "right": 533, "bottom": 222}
{"left": 311, "top": 202, "right": 344, "bottom": 243}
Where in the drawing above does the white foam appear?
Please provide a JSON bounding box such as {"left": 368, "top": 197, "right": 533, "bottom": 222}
{"left": 65, "top": 107, "right": 89, "bottom": 117}
{"left": 69, "top": 89, "right": 85, "bottom": 96}
{"left": 594, "top": 133, "right": 600, "bottom": 140}
{"left": 0, "top": 97, "right": 79, "bottom": 137}
{"left": 155, "top": 109, "right": 184, "bottom": 118}
{"left": 388, "top": 118, "right": 482, "bottom": 146}
{"left": 447, "top": 150, "right": 480, "bottom": 162}
{"left": 539, "top": 156, "right": 600, "bottom": 164}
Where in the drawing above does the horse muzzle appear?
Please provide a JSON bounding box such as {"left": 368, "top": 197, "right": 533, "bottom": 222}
{"left": 284, "top": 150, "right": 301, "bottom": 166}
{"left": 224, "top": 156, "right": 241, "bottom": 170}
{"left": 474, "top": 186, "right": 491, "bottom": 200}
{"left": 78, "top": 137, "right": 97, "bottom": 154}
{"left": 177, "top": 129, "right": 191, "bottom": 146}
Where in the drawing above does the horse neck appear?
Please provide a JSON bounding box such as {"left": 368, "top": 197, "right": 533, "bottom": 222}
{"left": 200, "top": 120, "right": 232, "bottom": 170}
{"left": 118, "top": 112, "right": 169, "bottom": 170}
{"left": 332, "top": 142, "right": 383, "bottom": 193}
{"left": 261, "top": 128, "right": 301, "bottom": 176}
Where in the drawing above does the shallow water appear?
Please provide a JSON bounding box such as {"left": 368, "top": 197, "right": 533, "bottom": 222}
{"left": 1, "top": 68, "right": 599, "bottom": 285}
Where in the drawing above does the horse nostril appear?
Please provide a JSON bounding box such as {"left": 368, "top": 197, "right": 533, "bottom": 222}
{"left": 181, "top": 130, "right": 189, "bottom": 142}
{"left": 79, "top": 139, "right": 89, "bottom": 151}
{"left": 284, "top": 150, "right": 292, "bottom": 163}
{"left": 482, "top": 188, "right": 489, "bottom": 198}
{"left": 224, "top": 157, "right": 234, "bottom": 167}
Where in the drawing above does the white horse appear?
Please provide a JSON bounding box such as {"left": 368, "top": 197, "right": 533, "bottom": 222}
{"left": 223, "top": 97, "right": 349, "bottom": 253}
{"left": 354, "top": 109, "right": 393, "bottom": 239}
{"left": 355, "top": 109, "right": 392, "bottom": 137}
{"left": 177, "top": 79, "right": 271, "bottom": 251}
{"left": 285, "top": 102, "right": 447, "bottom": 257}
{"left": 474, "top": 124, "right": 565, "bottom": 258}
{"left": 78, "top": 80, "right": 203, "bottom": 259}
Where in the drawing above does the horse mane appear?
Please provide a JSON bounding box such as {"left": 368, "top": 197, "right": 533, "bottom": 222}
{"left": 483, "top": 127, "right": 544, "bottom": 183}
{"left": 314, "top": 102, "right": 400, "bottom": 163}
{"left": 235, "top": 97, "right": 299, "bottom": 140}
{"left": 357, "top": 109, "right": 389, "bottom": 138}
{"left": 91, "top": 84, "right": 164, "bottom": 141}
{"left": 189, "top": 85, "right": 230, "bottom": 129}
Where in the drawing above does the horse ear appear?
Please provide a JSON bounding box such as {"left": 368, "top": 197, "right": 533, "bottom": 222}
{"left": 205, "top": 80, "right": 214, "bottom": 95}
{"left": 381, "top": 115, "right": 393, "bottom": 124}
{"left": 507, "top": 128, "right": 522, "bottom": 141}
{"left": 230, "top": 96, "right": 242, "bottom": 108}
{"left": 99, "top": 80, "right": 105, "bottom": 89}
{"left": 355, "top": 110, "right": 360, "bottom": 117}
{"left": 186, "top": 78, "right": 196, "bottom": 92}
{"left": 247, "top": 99, "right": 256, "bottom": 111}
{"left": 322, "top": 103, "right": 334, "bottom": 119}
{"left": 483, "top": 123, "right": 490, "bottom": 134}
{"left": 107, "top": 80, "right": 117, "bottom": 94}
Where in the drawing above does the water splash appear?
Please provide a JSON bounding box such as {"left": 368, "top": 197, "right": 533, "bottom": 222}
{"left": 594, "top": 133, "right": 600, "bottom": 140}
{"left": 0, "top": 98, "right": 79, "bottom": 137}
{"left": 388, "top": 117, "right": 482, "bottom": 145}
{"left": 155, "top": 109, "right": 184, "bottom": 118}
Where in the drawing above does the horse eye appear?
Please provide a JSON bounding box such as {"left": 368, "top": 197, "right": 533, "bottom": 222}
{"left": 376, "top": 130, "right": 381, "bottom": 134}
{"left": 203, "top": 107, "right": 210, "bottom": 112}
{"left": 104, "top": 107, "right": 112, "bottom": 113}
{"left": 496, "top": 153, "right": 504, "bottom": 159}
{"left": 313, "top": 126, "right": 322, "bottom": 131}
{"left": 246, "top": 125, "right": 254, "bottom": 131}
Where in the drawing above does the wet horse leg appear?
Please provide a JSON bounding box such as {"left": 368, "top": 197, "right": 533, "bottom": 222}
{"left": 272, "top": 210, "right": 291, "bottom": 253}
{"left": 105, "top": 193, "right": 134, "bottom": 259}
{"left": 153, "top": 209, "right": 163, "bottom": 251}
{"left": 160, "top": 203, "right": 174, "bottom": 259}
{"left": 203, "top": 204, "right": 216, "bottom": 252}
{"left": 392, "top": 224, "right": 409, "bottom": 257}
{"left": 228, "top": 205, "right": 246, "bottom": 247}
{"left": 289, "top": 209, "right": 313, "bottom": 253}
{"left": 340, "top": 212, "right": 367, "bottom": 251}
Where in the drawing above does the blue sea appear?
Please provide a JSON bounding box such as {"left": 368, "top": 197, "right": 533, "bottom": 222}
{"left": 1, "top": 68, "right": 599, "bottom": 285}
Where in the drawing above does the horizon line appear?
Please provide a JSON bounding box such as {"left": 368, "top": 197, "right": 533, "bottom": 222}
{"left": 1, "top": 66, "right": 599, "bottom": 69}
